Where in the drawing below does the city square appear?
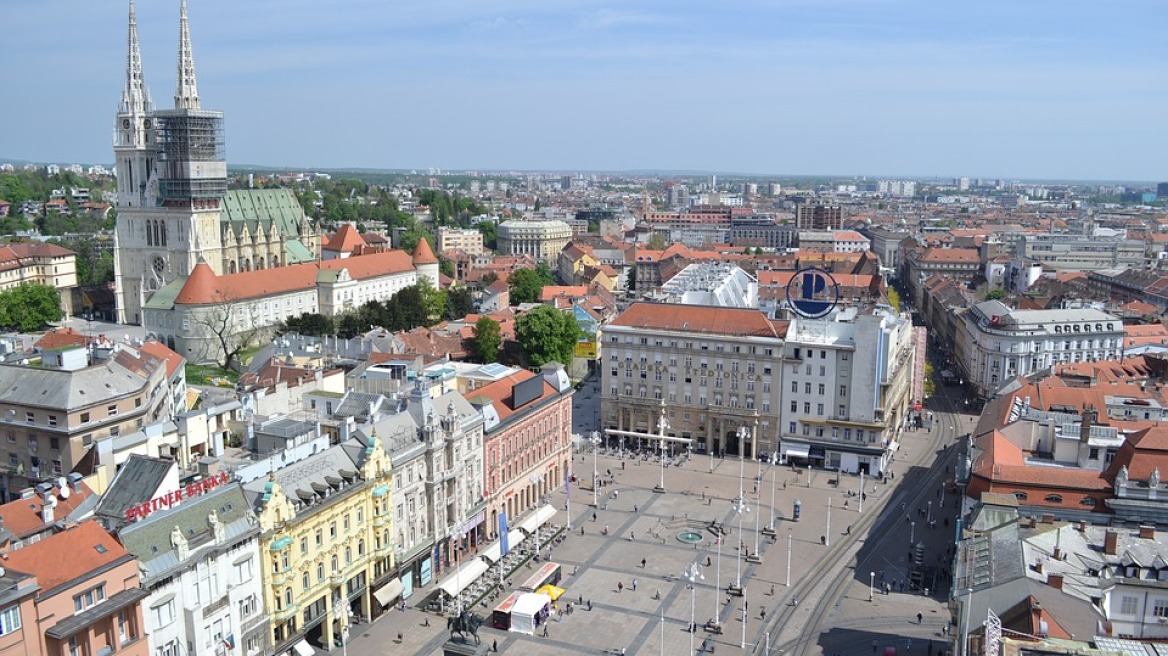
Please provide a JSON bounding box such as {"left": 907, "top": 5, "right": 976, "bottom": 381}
{"left": 335, "top": 382, "right": 975, "bottom": 655}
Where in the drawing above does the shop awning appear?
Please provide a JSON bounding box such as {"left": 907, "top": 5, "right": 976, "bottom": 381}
{"left": 480, "top": 541, "right": 502, "bottom": 563}
{"left": 507, "top": 529, "right": 526, "bottom": 549}
{"left": 438, "top": 558, "right": 490, "bottom": 598}
{"left": 517, "top": 504, "right": 557, "bottom": 536}
{"left": 783, "top": 443, "right": 811, "bottom": 459}
{"left": 291, "top": 639, "right": 315, "bottom": 656}
{"left": 373, "top": 579, "right": 403, "bottom": 607}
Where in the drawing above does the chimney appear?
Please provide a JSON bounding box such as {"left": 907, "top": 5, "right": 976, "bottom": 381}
{"left": 68, "top": 472, "right": 83, "bottom": 493}
{"left": 1078, "top": 520, "right": 1087, "bottom": 533}
{"left": 1034, "top": 561, "right": 1044, "bottom": 574}
{"left": 1104, "top": 529, "right": 1119, "bottom": 555}
{"left": 1053, "top": 547, "right": 1062, "bottom": 561}
{"left": 1047, "top": 573, "right": 1064, "bottom": 589}
{"left": 40, "top": 501, "right": 53, "bottom": 524}
{"left": 1080, "top": 405, "right": 1096, "bottom": 443}
{"left": 1139, "top": 525, "right": 1155, "bottom": 540}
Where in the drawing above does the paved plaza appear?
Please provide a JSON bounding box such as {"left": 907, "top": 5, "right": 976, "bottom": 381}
{"left": 336, "top": 384, "right": 975, "bottom": 656}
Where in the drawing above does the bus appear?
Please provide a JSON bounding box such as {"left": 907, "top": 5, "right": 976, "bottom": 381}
{"left": 519, "top": 561, "right": 562, "bottom": 593}
{"left": 491, "top": 591, "right": 523, "bottom": 630}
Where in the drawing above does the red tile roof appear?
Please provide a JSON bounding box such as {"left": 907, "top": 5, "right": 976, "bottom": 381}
{"left": 610, "top": 303, "right": 787, "bottom": 339}
{"left": 0, "top": 482, "right": 94, "bottom": 540}
{"left": 2, "top": 520, "right": 129, "bottom": 592}
{"left": 34, "top": 327, "right": 92, "bottom": 351}
{"left": 467, "top": 369, "right": 558, "bottom": 423}
{"left": 138, "top": 339, "right": 185, "bottom": 378}
{"left": 412, "top": 238, "right": 439, "bottom": 265}
{"left": 323, "top": 224, "right": 367, "bottom": 254}
{"left": 175, "top": 250, "right": 415, "bottom": 304}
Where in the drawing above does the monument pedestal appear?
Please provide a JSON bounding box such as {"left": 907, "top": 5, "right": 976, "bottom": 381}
{"left": 746, "top": 555, "right": 763, "bottom": 564}
{"left": 443, "top": 638, "right": 489, "bottom": 656}
{"left": 653, "top": 486, "right": 666, "bottom": 494}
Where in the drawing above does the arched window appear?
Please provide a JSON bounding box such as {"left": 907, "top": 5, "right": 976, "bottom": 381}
{"left": 331, "top": 555, "right": 339, "bottom": 572}
{"left": 1044, "top": 494, "right": 1063, "bottom": 503}
{"left": 229, "top": 261, "right": 237, "bottom": 274}
{"left": 1080, "top": 497, "right": 1097, "bottom": 507}
{"left": 146, "top": 220, "right": 154, "bottom": 247}
{"left": 160, "top": 221, "right": 167, "bottom": 245}
{"left": 284, "top": 588, "right": 292, "bottom": 606}
{"left": 1014, "top": 491, "right": 1028, "bottom": 501}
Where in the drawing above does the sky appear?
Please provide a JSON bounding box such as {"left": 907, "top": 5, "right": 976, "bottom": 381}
{"left": 1, "top": 0, "right": 1165, "bottom": 181}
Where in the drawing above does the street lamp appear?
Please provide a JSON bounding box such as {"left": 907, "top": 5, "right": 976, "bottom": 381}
{"left": 589, "top": 432, "right": 602, "bottom": 507}
{"left": 928, "top": 500, "right": 933, "bottom": 524}
{"left": 858, "top": 470, "right": 865, "bottom": 514}
{"left": 529, "top": 473, "right": 543, "bottom": 557}
{"left": 685, "top": 560, "right": 705, "bottom": 655}
{"left": 740, "top": 594, "right": 748, "bottom": 650}
{"left": 767, "top": 455, "right": 778, "bottom": 533}
{"left": 825, "top": 497, "right": 831, "bottom": 547}
{"left": 869, "top": 571, "right": 875, "bottom": 602}
{"left": 910, "top": 521, "right": 916, "bottom": 544}
{"left": 712, "top": 528, "right": 723, "bottom": 631}
{"left": 733, "top": 495, "right": 749, "bottom": 592}
{"left": 786, "top": 530, "right": 792, "bottom": 587}
{"left": 450, "top": 527, "right": 464, "bottom": 613}
{"left": 657, "top": 405, "right": 669, "bottom": 493}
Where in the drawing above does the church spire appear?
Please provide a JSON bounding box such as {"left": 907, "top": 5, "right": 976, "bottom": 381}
{"left": 120, "top": 0, "right": 151, "bottom": 116}
{"left": 175, "top": 0, "right": 200, "bottom": 110}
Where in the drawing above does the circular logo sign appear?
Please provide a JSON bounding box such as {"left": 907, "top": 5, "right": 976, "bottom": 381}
{"left": 785, "top": 267, "right": 840, "bottom": 318}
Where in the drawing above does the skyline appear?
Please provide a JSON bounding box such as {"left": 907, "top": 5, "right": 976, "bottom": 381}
{"left": 1, "top": 0, "right": 1164, "bottom": 181}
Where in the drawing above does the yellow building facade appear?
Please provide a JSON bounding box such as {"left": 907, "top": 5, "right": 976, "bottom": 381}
{"left": 253, "top": 435, "right": 394, "bottom": 653}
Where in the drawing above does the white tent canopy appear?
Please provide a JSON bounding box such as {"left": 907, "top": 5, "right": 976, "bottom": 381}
{"left": 509, "top": 592, "right": 551, "bottom": 635}
{"left": 517, "top": 505, "right": 557, "bottom": 536}
{"left": 437, "top": 558, "right": 489, "bottom": 598}
{"left": 507, "top": 528, "right": 526, "bottom": 549}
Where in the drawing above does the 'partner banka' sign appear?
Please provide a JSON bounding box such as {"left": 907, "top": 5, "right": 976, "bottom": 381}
{"left": 125, "top": 471, "right": 231, "bottom": 521}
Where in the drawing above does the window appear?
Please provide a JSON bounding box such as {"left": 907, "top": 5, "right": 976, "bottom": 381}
{"left": 0, "top": 605, "right": 20, "bottom": 636}
{"left": 316, "top": 529, "right": 323, "bottom": 547}
{"left": 1080, "top": 497, "right": 1096, "bottom": 507}
{"left": 818, "top": 384, "right": 825, "bottom": 395}
{"left": 24, "top": 412, "right": 33, "bottom": 423}
{"left": 69, "top": 637, "right": 78, "bottom": 656}
{"left": 1044, "top": 494, "right": 1063, "bottom": 503}
{"left": 107, "top": 404, "right": 118, "bottom": 417}
{"left": 47, "top": 415, "right": 57, "bottom": 427}
{"left": 73, "top": 584, "right": 106, "bottom": 613}
{"left": 1013, "top": 492, "right": 1028, "bottom": 501}
{"left": 235, "top": 557, "right": 254, "bottom": 585}
{"left": 788, "top": 422, "right": 796, "bottom": 433}
{"left": 840, "top": 386, "right": 847, "bottom": 397}
{"left": 1120, "top": 595, "right": 1139, "bottom": 615}
{"left": 816, "top": 404, "right": 824, "bottom": 415}
{"left": 790, "top": 401, "right": 797, "bottom": 412}
{"left": 302, "top": 572, "right": 310, "bottom": 590}
{"left": 791, "top": 381, "right": 798, "bottom": 393}
{"left": 804, "top": 383, "right": 811, "bottom": 394}
{"left": 151, "top": 598, "right": 176, "bottom": 627}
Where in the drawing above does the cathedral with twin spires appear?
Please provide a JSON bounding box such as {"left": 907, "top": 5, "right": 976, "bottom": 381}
{"left": 113, "top": 0, "right": 319, "bottom": 324}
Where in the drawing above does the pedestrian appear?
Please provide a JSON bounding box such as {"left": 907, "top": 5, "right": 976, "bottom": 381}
{"left": 580, "top": 594, "right": 584, "bottom": 605}
{"left": 760, "top": 606, "right": 766, "bottom": 620}
{"left": 872, "top": 639, "right": 878, "bottom": 653}
{"left": 770, "top": 583, "right": 775, "bottom": 596}
{"left": 581, "top": 526, "right": 585, "bottom": 536}
{"left": 917, "top": 611, "right": 923, "bottom": 624}
{"left": 707, "top": 556, "right": 712, "bottom": 567}
{"left": 744, "top": 600, "right": 748, "bottom": 612}
{"left": 493, "top": 639, "right": 498, "bottom": 652}
{"left": 542, "top": 624, "right": 549, "bottom": 637}
{"left": 396, "top": 632, "right": 403, "bottom": 643}
{"left": 617, "top": 581, "right": 623, "bottom": 592}
{"left": 632, "top": 578, "right": 638, "bottom": 591}
{"left": 641, "top": 558, "right": 647, "bottom": 568}
{"left": 593, "top": 512, "right": 597, "bottom": 522}
{"left": 634, "top": 504, "right": 638, "bottom": 513}
{"left": 906, "top": 639, "right": 913, "bottom": 652}
{"left": 846, "top": 525, "right": 851, "bottom": 535}
{"left": 423, "top": 616, "right": 430, "bottom": 627}
{"left": 588, "top": 600, "right": 593, "bottom": 611}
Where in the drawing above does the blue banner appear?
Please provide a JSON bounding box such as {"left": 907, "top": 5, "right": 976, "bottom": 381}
{"left": 500, "top": 511, "right": 510, "bottom": 556}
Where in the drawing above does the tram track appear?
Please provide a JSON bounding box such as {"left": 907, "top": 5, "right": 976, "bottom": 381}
{"left": 753, "top": 387, "right": 962, "bottom": 655}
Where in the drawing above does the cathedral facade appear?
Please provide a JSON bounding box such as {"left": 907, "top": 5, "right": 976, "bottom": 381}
{"left": 113, "top": 0, "right": 318, "bottom": 325}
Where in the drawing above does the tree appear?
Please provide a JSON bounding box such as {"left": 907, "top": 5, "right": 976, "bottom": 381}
{"left": 471, "top": 317, "right": 502, "bottom": 363}
{"left": 923, "top": 361, "right": 937, "bottom": 398}
{"left": 280, "top": 312, "right": 335, "bottom": 336}
{"left": 398, "top": 224, "right": 435, "bottom": 256}
{"left": 480, "top": 272, "right": 499, "bottom": 287}
{"left": 444, "top": 286, "right": 476, "bottom": 321}
{"left": 439, "top": 257, "right": 455, "bottom": 278}
{"left": 415, "top": 278, "right": 447, "bottom": 326}
{"left": 515, "top": 305, "right": 582, "bottom": 368}
{"left": 886, "top": 286, "right": 901, "bottom": 313}
{"left": 0, "top": 284, "right": 62, "bottom": 331}
{"left": 477, "top": 222, "right": 498, "bottom": 251}
{"left": 646, "top": 232, "right": 668, "bottom": 250}
{"left": 508, "top": 268, "right": 547, "bottom": 305}
{"left": 985, "top": 289, "right": 1005, "bottom": 301}
{"left": 191, "top": 292, "right": 265, "bottom": 370}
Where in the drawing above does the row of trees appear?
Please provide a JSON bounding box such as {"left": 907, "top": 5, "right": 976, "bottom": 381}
{"left": 280, "top": 282, "right": 476, "bottom": 339}
{"left": 469, "top": 304, "right": 582, "bottom": 367}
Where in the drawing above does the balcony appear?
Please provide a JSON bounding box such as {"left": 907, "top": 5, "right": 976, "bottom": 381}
{"left": 272, "top": 604, "right": 300, "bottom": 622}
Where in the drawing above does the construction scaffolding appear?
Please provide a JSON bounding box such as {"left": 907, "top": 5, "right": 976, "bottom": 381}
{"left": 154, "top": 108, "right": 227, "bottom": 203}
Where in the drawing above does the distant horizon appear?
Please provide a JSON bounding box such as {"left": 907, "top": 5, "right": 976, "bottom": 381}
{"left": 1, "top": 156, "right": 1159, "bottom": 188}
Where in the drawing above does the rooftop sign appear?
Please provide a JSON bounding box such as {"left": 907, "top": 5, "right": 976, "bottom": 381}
{"left": 125, "top": 471, "right": 231, "bottom": 522}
